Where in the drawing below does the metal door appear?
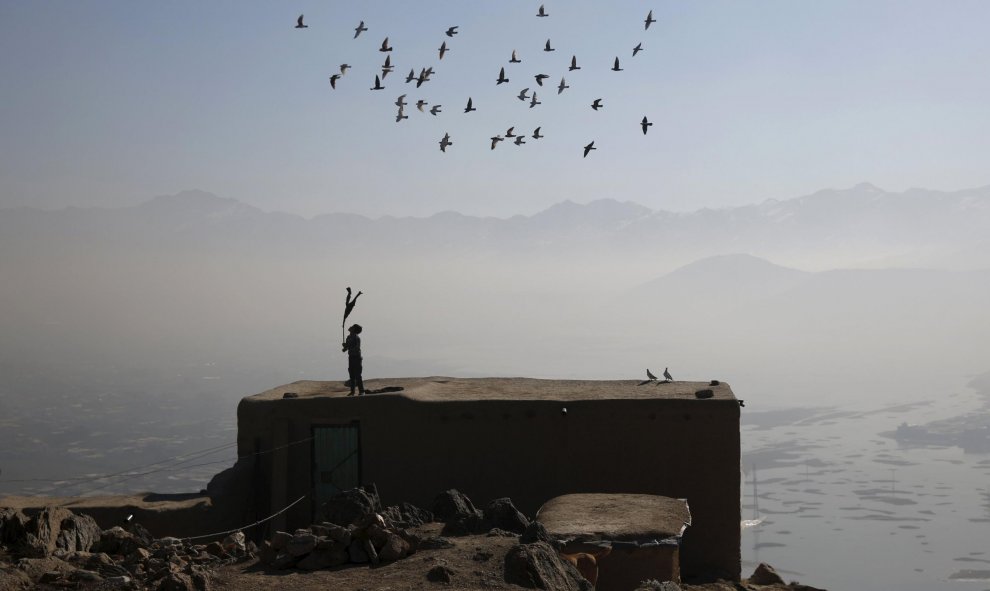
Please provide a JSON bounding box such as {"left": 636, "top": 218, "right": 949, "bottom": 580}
{"left": 312, "top": 423, "right": 361, "bottom": 513}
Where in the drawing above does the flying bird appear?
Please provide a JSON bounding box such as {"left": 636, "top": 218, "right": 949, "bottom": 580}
{"left": 514, "top": 136, "right": 526, "bottom": 145}
{"left": 591, "top": 98, "right": 603, "bottom": 110}
{"left": 633, "top": 43, "right": 643, "bottom": 57}
{"left": 544, "top": 39, "right": 555, "bottom": 52}
{"left": 645, "top": 10, "right": 657, "bottom": 30}
{"left": 529, "top": 92, "right": 541, "bottom": 108}
{"left": 430, "top": 104, "right": 442, "bottom": 116}
{"left": 439, "top": 133, "right": 452, "bottom": 152}
{"left": 496, "top": 67, "right": 509, "bottom": 85}
{"left": 517, "top": 88, "right": 530, "bottom": 101}
{"left": 295, "top": 15, "right": 308, "bottom": 29}
{"left": 395, "top": 109, "right": 408, "bottom": 123}
{"left": 445, "top": 26, "right": 459, "bottom": 37}
{"left": 663, "top": 367, "right": 673, "bottom": 382}
{"left": 612, "top": 57, "right": 623, "bottom": 71}
{"left": 583, "top": 141, "right": 596, "bottom": 157}
{"left": 505, "top": 126, "right": 516, "bottom": 138}
{"left": 416, "top": 68, "right": 431, "bottom": 88}
{"left": 557, "top": 77, "right": 568, "bottom": 94}
{"left": 416, "top": 99, "right": 428, "bottom": 112}
{"left": 490, "top": 136, "right": 504, "bottom": 150}
{"left": 463, "top": 97, "right": 476, "bottom": 113}
{"left": 569, "top": 55, "right": 580, "bottom": 71}
{"left": 647, "top": 369, "right": 659, "bottom": 381}
{"left": 380, "top": 37, "right": 392, "bottom": 52}
{"left": 405, "top": 68, "right": 417, "bottom": 83}
{"left": 532, "top": 127, "right": 544, "bottom": 139}
{"left": 381, "top": 55, "right": 394, "bottom": 78}
{"left": 339, "top": 64, "right": 351, "bottom": 76}
{"left": 510, "top": 49, "right": 521, "bottom": 63}
{"left": 641, "top": 116, "right": 653, "bottom": 134}
{"left": 537, "top": 4, "right": 548, "bottom": 17}
{"left": 354, "top": 21, "right": 367, "bottom": 38}
{"left": 395, "top": 94, "right": 407, "bottom": 107}
{"left": 370, "top": 75, "right": 384, "bottom": 90}
{"left": 329, "top": 74, "right": 340, "bottom": 89}
{"left": 535, "top": 73, "right": 549, "bottom": 86}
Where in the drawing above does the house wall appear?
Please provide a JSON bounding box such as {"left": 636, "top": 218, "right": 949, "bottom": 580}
{"left": 237, "top": 392, "right": 741, "bottom": 580}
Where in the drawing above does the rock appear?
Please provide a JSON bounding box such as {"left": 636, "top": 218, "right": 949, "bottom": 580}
{"left": 520, "top": 521, "right": 560, "bottom": 548}
{"left": 257, "top": 541, "right": 277, "bottom": 565}
{"left": 419, "top": 536, "right": 455, "bottom": 550}
{"left": 127, "top": 521, "right": 155, "bottom": 547}
{"left": 126, "top": 547, "right": 152, "bottom": 565}
{"left": 221, "top": 531, "right": 245, "bottom": 555}
{"left": 69, "top": 568, "right": 104, "bottom": 582}
{"left": 749, "top": 562, "right": 785, "bottom": 585}
{"left": 271, "top": 552, "right": 298, "bottom": 570}
{"left": 39, "top": 570, "right": 63, "bottom": 583}
{"left": 427, "top": 564, "right": 455, "bottom": 583}
{"left": 157, "top": 571, "right": 195, "bottom": 591}
{"left": 634, "top": 581, "right": 681, "bottom": 591}
{"left": 107, "top": 575, "right": 134, "bottom": 586}
{"left": 296, "top": 547, "right": 347, "bottom": 570}
{"left": 286, "top": 532, "right": 317, "bottom": 557}
{"left": 378, "top": 533, "right": 410, "bottom": 563}
{"left": 487, "top": 528, "right": 517, "bottom": 537}
{"left": 0, "top": 508, "right": 29, "bottom": 548}
{"left": 484, "top": 498, "right": 530, "bottom": 534}
{"left": 322, "top": 485, "right": 382, "bottom": 526}
{"left": 204, "top": 542, "right": 225, "bottom": 557}
{"left": 503, "top": 542, "right": 592, "bottom": 591}
{"left": 381, "top": 502, "right": 435, "bottom": 528}
{"left": 347, "top": 539, "right": 369, "bottom": 564}
{"left": 26, "top": 506, "right": 73, "bottom": 557}
{"left": 96, "top": 527, "right": 142, "bottom": 556}
{"left": 695, "top": 389, "right": 714, "bottom": 399}
{"left": 270, "top": 531, "right": 292, "bottom": 551}
{"left": 432, "top": 489, "right": 480, "bottom": 522}
{"left": 57, "top": 513, "right": 102, "bottom": 553}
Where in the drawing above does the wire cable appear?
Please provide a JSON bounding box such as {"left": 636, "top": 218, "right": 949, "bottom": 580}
{"left": 179, "top": 494, "right": 309, "bottom": 542}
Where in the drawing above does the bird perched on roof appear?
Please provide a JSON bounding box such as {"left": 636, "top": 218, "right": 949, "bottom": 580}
{"left": 496, "top": 67, "right": 509, "bottom": 85}
{"left": 537, "top": 4, "right": 549, "bottom": 17}
{"left": 544, "top": 39, "right": 555, "bottom": 52}
{"left": 612, "top": 57, "right": 623, "bottom": 71}
{"left": 416, "top": 99, "right": 428, "bottom": 112}
{"left": 490, "top": 136, "right": 504, "bottom": 150}
{"left": 569, "top": 55, "right": 580, "bottom": 71}
{"left": 557, "top": 77, "right": 568, "bottom": 94}
{"left": 510, "top": 49, "right": 521, "bottom": 63}
{"left": 295, "top": 15, "right": 308, "bottom": 29}
{"left": 517, "top": 88, "right": 530, "bottom": 101}
{"left": 641, "top": 116, "right": 653, "bottom": 134}
{"left": 583, "top": 141, "right": 596, "bottom": 157}
{"left": 438, "top": 41, "right": 449, "bottom": 60}
{"left": 430, "top": 104, "right": 442, "bottom": 116}
{"left": 645, "top": 10, "right": 657, "bottom": 30}
{"left": 380, "top": 37, "right": 392, "bottom": 52}
{"left": 463, "top": 97, "right": 476, "bottom": 113}
{"left": 647, "top": 369, "right": 659, "bottom": 381}
{"left": 514, "top": 136, "right": 526, "bottom": 145}
{"left": 329, "top": 74, "right": 340, "bottom": 89}
{"left": 529, "top": 92, "right": 541, "bottom": 108}
{"left": 535, "top": 73, "right": 549, "bottom": 86}
{"left": 532, "top": 127, "right": 544, "bottom": 139}
{"left": 663, "top": 367, "right": 673, "bottom": 382}
{"left": 633, "top": 43, "right": 643, "bottom": 57}
{"left": 446, "top": 26, "right": 459, "bottom": 37}
{"left": 371, "top": 75, "right": 384, "bottom": 90}
{"left": 591, "top": 98, "right": 603, "bottom": 111}
{"left": 439, "top": 133, "right": 452, "bottom": 152}
{"left": 354, "top": 20, "right": 367, "bottom": 38}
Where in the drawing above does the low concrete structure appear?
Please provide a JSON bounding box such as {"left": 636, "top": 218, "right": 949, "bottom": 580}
{"left": 537, "top": 493, "right": 691, "bottom": 590}
{"left": 235, "top": 377, "right": 741, "bottom": 580}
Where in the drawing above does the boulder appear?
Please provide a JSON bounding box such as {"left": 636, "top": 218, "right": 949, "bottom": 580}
{"left": 204, "top": 542, "right": 225, "bottom": 558}
{"left": 157, "top": 571, "right": 195, "bottom": 591}
{"left": 56, "top": 513, "right": 102, "bottom": 553}
{"left": 381, "top": 502, "right": 435, "bottom": 528}
{"left": 419, "top": 536, "right": 455, "bottom": 550}
{"left": 270, "top": 531, "right": 292, "bottom": 551}
{"left": 427, "top": 564, "right": 455, "bottom": 583}
{"left": 322, "top": 485, "right": 382, "bottom": 526}
{"left": 432, "top": 489, "right": 480, "bottom": 522}
{"left": 221, "top": 531, "right": 245, "bottom": 555}
{"left": 0, "top": 508, "right": 30, "bottom": 548}
{"left": 286, "top": 533, "right": 317, "bottom": 557}
{"left": 749, "top": 563, "right": 785, "bottom": 586}
{"left": 347, "top": 539, "right": 369, "bottom": 564}
{"left": 26, "top": 506, "right": 74, "bottom": 557}
{"left": 484, "top": 498, "right": 530, "bottom": 534}
{"left": 520, "top": 521, "right": 560, "bottom": 549}
{"left": 634, "top": 582, "right": 682, "bottom": 591}
{"left": 378, "top": 532, "right": 411, "bottom": 563}
{"left": 503, "top": 542, "right": 592, "bottom": 591}
{"left": 95, "top": 527, "right": 142, "bottom": 557}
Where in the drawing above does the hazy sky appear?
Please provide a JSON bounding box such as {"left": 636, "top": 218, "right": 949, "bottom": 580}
{"left": 2, "top": 0, "right": 989, "bottom": 218}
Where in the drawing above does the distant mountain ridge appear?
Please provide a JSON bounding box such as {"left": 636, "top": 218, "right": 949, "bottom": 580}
{"left": 3, "top": 183, "right": 989, "bottom": 270}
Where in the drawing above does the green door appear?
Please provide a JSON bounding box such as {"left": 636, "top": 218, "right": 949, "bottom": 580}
{"left": 312, "top": 423, "right": 361, "bottom": 513}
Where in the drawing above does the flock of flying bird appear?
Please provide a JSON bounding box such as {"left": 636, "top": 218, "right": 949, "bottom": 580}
{"left": 295, "top": 6, "right": 659, "bottom": 156}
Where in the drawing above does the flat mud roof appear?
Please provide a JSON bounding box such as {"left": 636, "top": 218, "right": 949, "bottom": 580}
{"left": 536, "top": 493, "right": 692, "bottom": 543}
{"left": 246, "top": 377, "right": 735, "bottom": 403}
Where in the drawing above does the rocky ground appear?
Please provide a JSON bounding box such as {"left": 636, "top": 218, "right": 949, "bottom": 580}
{"left": 1, "top": 486, "right": 824, "bottom": 591}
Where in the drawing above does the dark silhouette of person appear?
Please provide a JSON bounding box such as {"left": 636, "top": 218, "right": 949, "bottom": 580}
{"left": 342, "top": 324, "right": 365, "bottom": 396}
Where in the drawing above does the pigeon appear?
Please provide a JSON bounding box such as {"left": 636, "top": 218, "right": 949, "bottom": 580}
{"left": 544, "top": 39, "right": 555, "bottom": 52}
{"left": 532, "top": 126, "right": 544, "bottom": 139}
{"left": 405, "top": 68, "right": 417, "bottom": 83}
{"left": 416, "top": 69, "right": 430, "bottom": 88}
{"left": 395, "top": 94, "right": 407, "bottom": 107}
{"left": 446, "top": 26, "right": 459, "bottom": 37}
{"left": 416, "top": 99, "right": 428, "bottom": 112}
{"left": 464, "top": 97, "right": 476, "bottom": 113}
{"left": 537, "top": 4, "right": 548, "bottom": 17}
{"left": 645, "top": 10, "right": 657, "bottom": 30}
{"left": 496, "top": 67, "right": 509, "bottom": 85}
{"left": 354, "top": 20, "right": 367, "bottom": 38}
{"left": 380, "top": 37, "right": 392, "bottom": 52}
{"left": 612, "top": 57, "right": 623, "bottom": 71}
{"left": 535, "top": 73, "right": 549, "bottom": 86}
{"left": 583, "top": 141, "right": 596, "bottom": 157}
{"left": 647, "top": 369, "right": 659, "bottom": 381}
{"left": 514, "top": 135, "right": 526, "bottom": 145}
{"left": 490, "top": 136, "right": 504, "bottom": 150}
{"left": 530, "top": 92, "right": 541, "bottom": 108}
{"left": 439, "top": 133, "right": 452, "bottom": 152}
{"left": 663, "top": 367, "right": 673, "bottom": 382}
{"left": 381, "top": 55, "right": 393, "bottom": 78}
{"left": 505, "top": 126, "right": 516, "bottom": 137}
{"left": 438, "top": 41, "right": 449, "bottom": 60}
{"left": 295, "top": 15, "right": 308, "bottom": 29}
{"left": 517, "top": 88, "right": 530, "bottom": 101}
{"left": 329, "top": 74, "right": 340, "bottom": 89}
{"left": 395, "top": 109, "right": 408, "bottom": 123}
{"left": 510, "top": 49, "right": 521, "bottom": 64}
{"left": 641, "top": 116, "right": 653, "bottom": 134}
{"left": 557, "top": 77, "right": 568, "bottom": 94}
{"left": 569, "top": 55, "right": 580, "bottom": 71}
{"left": 633, "top": 43, "right": 643, "bottom": 57}
{"left": 430, "top": 104, "right": 442, "bottom": 116}
{"left": 339, "top": 64, "right": 351, "bottom": 76}
{"left": 591, "top": 98, "right": 603, "bottom": 110}
{"left": 371, "top": 75, "right": 384, "bottom": 90}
